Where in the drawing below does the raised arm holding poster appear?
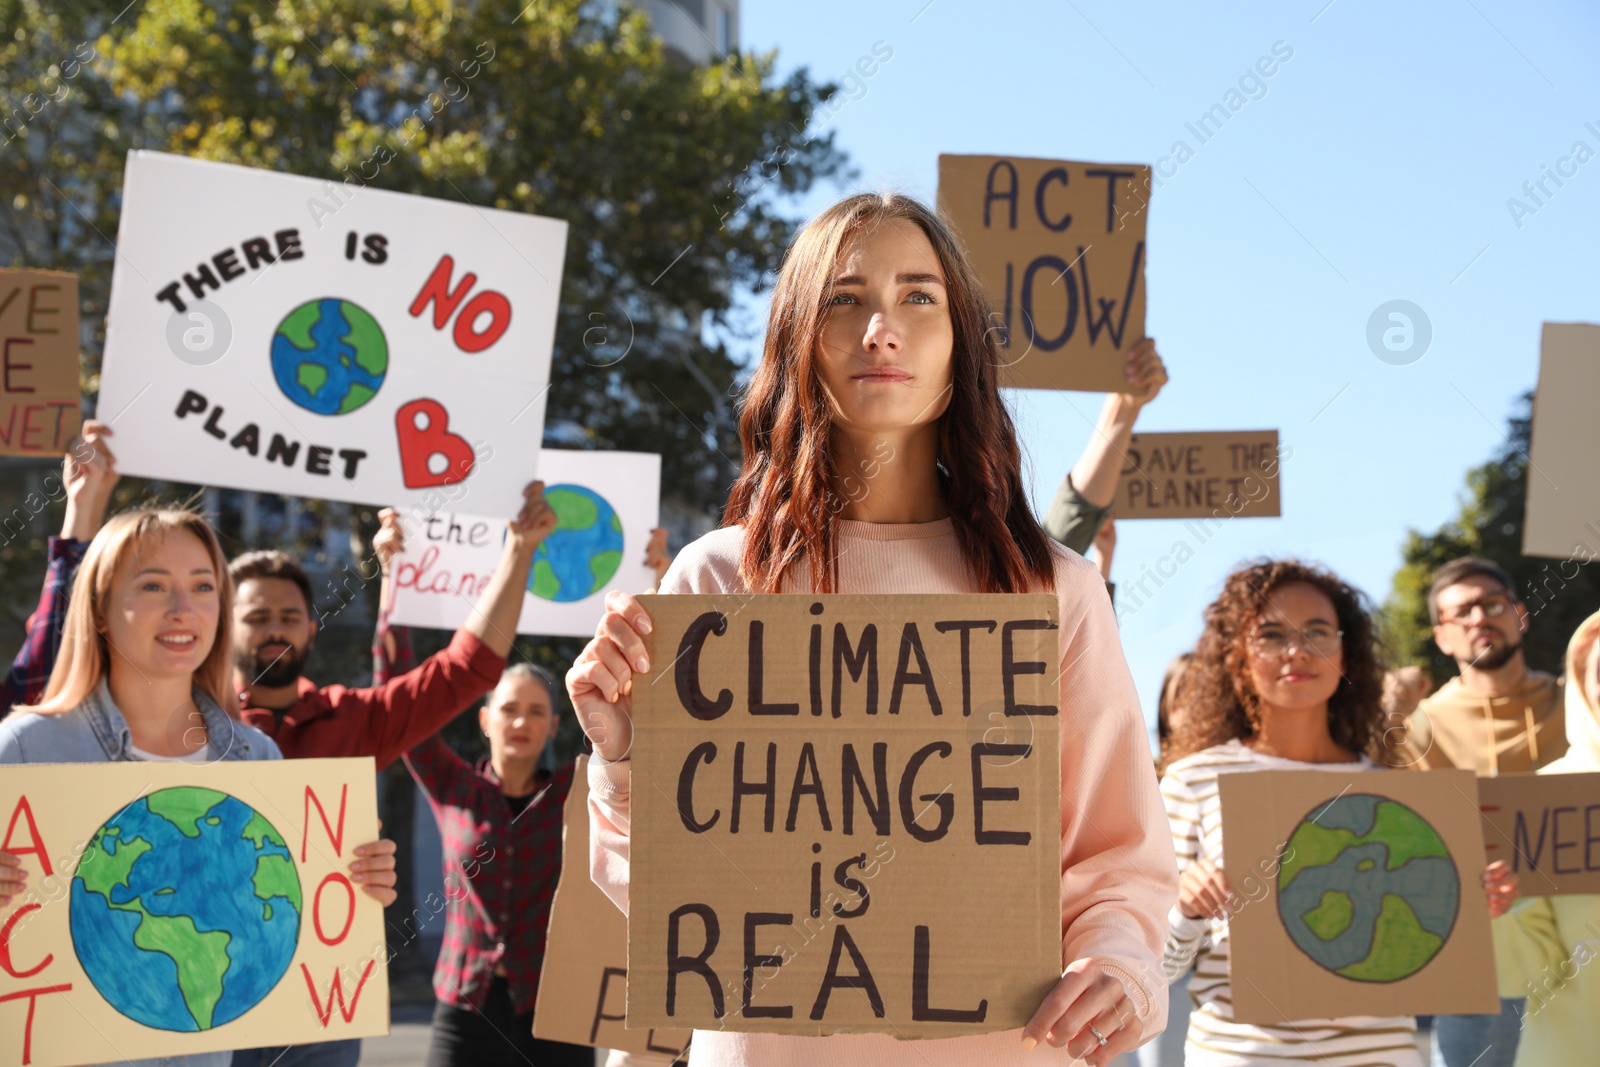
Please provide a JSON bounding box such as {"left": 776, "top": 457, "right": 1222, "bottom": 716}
{"left": 0, "top": 759, "right": 387, "bottom": 1067}
{"left": 936, "top": 154, "right": 1150, "bottom": 393}
{"left": 626, "top": 593, "right": 1063, "bottom": 1039}
{"left": 96, "top": 151, "right": 567, "bottom": 517}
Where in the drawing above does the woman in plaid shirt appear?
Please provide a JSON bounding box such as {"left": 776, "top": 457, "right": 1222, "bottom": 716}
{"left": 373, "top": 504, "right": 679, "bottom": 1067}
{"left": 402, "top": 662, "right": 589, "bottom": 1067}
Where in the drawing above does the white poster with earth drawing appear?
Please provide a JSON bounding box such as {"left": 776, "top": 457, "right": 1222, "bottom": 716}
{"left": 96, "top": 151, "right": 567, "bottom": 518}
{"left": 387, "top": 449, "right": 661, "bottom": 638}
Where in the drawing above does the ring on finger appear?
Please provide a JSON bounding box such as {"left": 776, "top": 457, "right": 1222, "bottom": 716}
{"left": 1085, "top": 1002, "right": 1129, "bottom": 1049}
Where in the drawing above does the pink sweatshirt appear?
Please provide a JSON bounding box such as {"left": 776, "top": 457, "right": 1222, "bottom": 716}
{"left": 588, "top": 519, "right": 1178, "bottom": 1066}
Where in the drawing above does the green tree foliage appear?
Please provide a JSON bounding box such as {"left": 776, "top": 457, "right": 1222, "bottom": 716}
{"left": 1384, "top": 392, "right": 1600, "bottom": 681}
{"left": 0, "top": 0, "right": 849, "bottom": 652}
{"left": 3, "top": 0, "right": 848, "bottom": 508}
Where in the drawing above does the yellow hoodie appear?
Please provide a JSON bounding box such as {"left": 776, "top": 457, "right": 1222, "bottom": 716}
{"left": 1506, "top": 611, "right": 1600, "bottom": 1067}
{"left": 1399, "top": 671, "right": 1567, "bottom": 774}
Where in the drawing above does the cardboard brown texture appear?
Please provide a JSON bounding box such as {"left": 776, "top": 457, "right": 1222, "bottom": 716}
{"left": 0, "top": 269, "right": 81, "bottom": 457}
{"left": 627, "top": 594, "right": 1063, "bottom": 1038}
{"left": 532, "top": 755, "right": 692, "bottom": 1057}
{"left": 1113, "top": 431, "right": 1283, "bottom": 520}
{"left": 1523, "top": 322, "right": 1600, "bottom": 559}
{"left": 937, "top": 154, "right": 1150, "bottom": 393}
{"left": 0, "top": 759, "right": 388, "bottom": 1067}
{"left": 1478, "top": 772, "right": 1600, "bottom": 896}
{"left": 1218, "top": 769, "right": 1497, "bottom": 1024}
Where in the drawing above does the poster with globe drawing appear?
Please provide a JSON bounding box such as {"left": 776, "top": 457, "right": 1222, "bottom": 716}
{"left": 0, "top": 759, "right": 388, "bottom": 1067}
{"left": 387, "top": 448, "right": 661, "bottom": 638}
{"left": 1217, "top": 769, "right": 1498, "bottom": 1024}
{"left": 96, "top": 150, "right": 567, "bottom": 519}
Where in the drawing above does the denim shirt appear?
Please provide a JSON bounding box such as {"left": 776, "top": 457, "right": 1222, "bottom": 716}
{"left": 0, "top": 681, "right": 280, "bottom": 764}
{"left": 0, "top": 683, "right": 279, "bottom": 1067}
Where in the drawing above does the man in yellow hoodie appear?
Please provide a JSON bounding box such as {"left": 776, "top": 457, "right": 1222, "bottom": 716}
{"left": 1505, "top": 608, "right": 1600, "bottom": 1065}
{"left": 1395, "top": 557, "right": 1568, "bottom": 1067}
{"left": 1399, "top": 557, "right": 1567, "bottom": 774}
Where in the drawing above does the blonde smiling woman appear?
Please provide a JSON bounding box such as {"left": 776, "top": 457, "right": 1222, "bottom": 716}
{"left": 0, "top": 506, "right": 397, "bottom": 1067}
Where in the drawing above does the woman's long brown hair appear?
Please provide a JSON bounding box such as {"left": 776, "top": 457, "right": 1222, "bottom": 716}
{"left": 723, "top": 193, "right": 1056, "bottom": 594}
{"left": 1164, "top": 559, "right": 1386, "bottom": 766}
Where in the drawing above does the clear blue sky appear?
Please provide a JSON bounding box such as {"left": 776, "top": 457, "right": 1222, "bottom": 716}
{"left": 737, "top": 0, "right": 1600, "bottom": 735}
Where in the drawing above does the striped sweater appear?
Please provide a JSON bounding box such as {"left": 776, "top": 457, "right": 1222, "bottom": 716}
{"left": 1159, "top": 740, "right": 1424, "bottom": 1067}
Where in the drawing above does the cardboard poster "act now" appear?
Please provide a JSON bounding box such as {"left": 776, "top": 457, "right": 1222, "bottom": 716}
{"left": 97, "top": 151, "right": 567, "bottom": 518}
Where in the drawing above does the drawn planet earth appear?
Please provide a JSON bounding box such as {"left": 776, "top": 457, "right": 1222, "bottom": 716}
{"left": 1277, "top": 792, "right": 1458, "bottom": 982}
{"left": 70, "top": 787, "right": 302, "bottom": 1032}
{"left": 270, "top": 297, "right": 388, "bottom": 415}
{"left": 528, "top": 484, "right": 624, "bottom": 602}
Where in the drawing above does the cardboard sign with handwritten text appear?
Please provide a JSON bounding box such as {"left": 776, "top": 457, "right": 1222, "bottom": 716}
{"left": 1114, "top": 431, "right": 1282, "bottom": 520}
{"left": 1478, "top": 772, "right": 1600, "bottom": 896}
{"left": 0, "top": 269, "right": 80, "bottom": 457}
{"left": 532, "top": 756, "right": 691, "bottom": 1057}
{"left": 0, "top": 759, "right": 388, "bottom": 1067}
{"left": 937, "top": 154, "right": 1150, "bottom": 393}
{"left": 628, "top": 594, "right": 1063, "bottom": 1038}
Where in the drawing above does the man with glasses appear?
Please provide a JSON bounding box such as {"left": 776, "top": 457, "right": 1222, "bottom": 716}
{"left": 1395, "top": 557, "right": 1567, "bottom": 1067}
{"left": 1396, "top": 556, "right": 1567, "bottom": 774}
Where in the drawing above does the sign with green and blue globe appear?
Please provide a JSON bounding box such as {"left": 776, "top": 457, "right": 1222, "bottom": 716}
{"left": 1219, "top": 769, "right": 1501, "bottom": 1024}
{"left": 529, "top": 484, "right": 625, "bottom": 603}
{"left": 1277, "top": 793, "right": 1457, "bottom": 982}
{"left": 95, "top": 151, "right": 568, "bottom": 517}
{"left": 387, "top": 448, "right": 661, "bottom": 638}
{"left": 71, "top": 788, "right": 301, "bottom": 1032}
{"left": 270, "top": 299, "right": 388, "bottom": 415}
{"left": 0, "top": 760, "right": 390, "bottom": 1067}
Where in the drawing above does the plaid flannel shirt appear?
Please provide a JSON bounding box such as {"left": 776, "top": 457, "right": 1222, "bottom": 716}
{"left": 3, "top": 537, "right": 87, "bottom": 715}
{"left": 404, "top": 736, "right": 574, "bottom": 1014}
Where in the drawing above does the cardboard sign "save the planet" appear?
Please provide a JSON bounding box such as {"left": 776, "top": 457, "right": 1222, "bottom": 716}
{"left": 1114, "top": 430, "right": 1283, "bottom": 520}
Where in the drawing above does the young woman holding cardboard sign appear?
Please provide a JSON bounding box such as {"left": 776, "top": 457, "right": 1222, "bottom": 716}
{"left": 567, "top": 193, "right": 1178, "bottom": 1066}
{"left": 0, "top": 507, "right": 397, "bottom": 1067}
{"left": 1160, "top": 560, "right": 1519, "bottom": 1067}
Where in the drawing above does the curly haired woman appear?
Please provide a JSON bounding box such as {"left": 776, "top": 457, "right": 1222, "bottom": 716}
{"left": 1159, "top": 559, "right": 1518, "bottom": 1066}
